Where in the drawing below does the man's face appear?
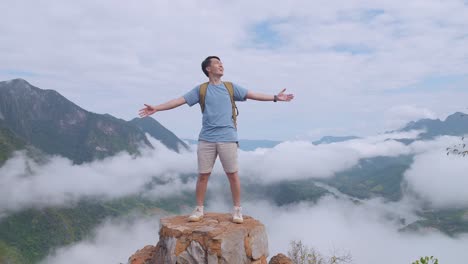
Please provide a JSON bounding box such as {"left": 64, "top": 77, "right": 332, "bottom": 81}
{"left": 207, "top": 58, "right": 224, "bottom": 77}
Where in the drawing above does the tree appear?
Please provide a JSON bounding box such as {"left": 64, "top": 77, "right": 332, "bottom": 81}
{"left": 412, "top": 256, "right": 439, "bottom": 264}
{"left": 446, "top": 113, "right": 467, "bottom": 157}
{"left": 446, "top": 135, "right": 467, "bottom": 157}
{"left": 287, "top": 240, "right": 352, "bottom": 264}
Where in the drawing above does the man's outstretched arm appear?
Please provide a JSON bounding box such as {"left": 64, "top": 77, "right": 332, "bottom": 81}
{"left": 246, "top": 88, "right": 294, "bottom": 102}
{"left": 139, "top": 97, "right": 186, "bottom": 118}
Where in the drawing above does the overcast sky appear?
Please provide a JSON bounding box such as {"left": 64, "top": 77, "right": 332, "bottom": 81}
{"left": 1, "top": 0, "right": 468, "bottom": 140}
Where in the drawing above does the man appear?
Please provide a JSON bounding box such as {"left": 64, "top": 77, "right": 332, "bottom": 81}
{"left": 139, "top": 56, "right": 294, "bottom": 223}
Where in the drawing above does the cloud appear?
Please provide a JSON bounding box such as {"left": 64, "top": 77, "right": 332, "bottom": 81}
{"left": 385, "top": 105, "right": 437, "bottom": 130}
{"left": 2, "top": 130, "right": 465, "bottom": 218}
{"left": 0, "top": 131, "right": 462, "bottom": 264}
{"left": 39, "top": 191, "right": 468, "bottom": 264}
{"left": 0, "top": 137, "right": 197, "bottom": 215}
{"left": 239, "top": 131, "right": 418, "bottom": 183}
{"left": 404, "top": 135, "right": 468, "bottom": 208}
{"left": 0, "top": 130, "right": 426, "bottom": 216}
{"left": 250, "top": 197, "right": 468, "bottom": 264}
{"left": 40, "top": 215, "right": 159, "bottom": 264}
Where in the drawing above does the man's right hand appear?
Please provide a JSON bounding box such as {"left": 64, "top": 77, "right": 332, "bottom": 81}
{"left": 139, "top": 104, "right": 157, "bottom": 118}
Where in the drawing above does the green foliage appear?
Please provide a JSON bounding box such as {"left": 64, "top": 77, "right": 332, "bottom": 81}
{"left": 268, "top": 180, "right": 330, "bottom": 206}
{"left": 412, "top": 256, "right": 439, "bottom": 264}
{"left": 288, "top": 240, "right": 352, "bottom": 264}
{"left": 446, "top": 135, "right": 467, "bottom": 157}
{"left": 0, "top": 123, "right": 25, "bottom": 164}
{"left": 0, "top": 193, "right": 193, "bottom": 264}
{"left": 241, "top": 179, "right": 330, "bottom": 206}
{"left": 325, "top": 155, "right": 413, "bottom": 201}
{"left": 0, "top": 79, "right": 154, "bottom": 164}
{"left": 0, "top": 240, "right": 27, "bottom": 264}
{"left": 403, "top": 208, "right": 468, "bottom": 236}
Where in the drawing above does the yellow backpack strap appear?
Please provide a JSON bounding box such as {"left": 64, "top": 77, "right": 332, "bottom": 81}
{"left": 199, "top": 82, "right": 209, "bottom": 113}
{"left": 223, "top": 81, "right": 239, "bottom": 129}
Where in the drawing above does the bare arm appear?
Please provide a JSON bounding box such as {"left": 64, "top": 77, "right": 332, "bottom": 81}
{"left": 139, "top": 97, "right": 186, "bottom": 118}
{"left": 246, "top": 89, "right": 294, "bottom": 102}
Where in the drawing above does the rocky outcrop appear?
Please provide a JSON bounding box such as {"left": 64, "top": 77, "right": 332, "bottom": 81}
{"left": 268, "top": 254, "right": 293, "bottom": 264}
{"left": 128, "top": 213, "right": 269, "bottom": 264}
{"left": 128, "top": 245, "right": 158, "bottom": 264}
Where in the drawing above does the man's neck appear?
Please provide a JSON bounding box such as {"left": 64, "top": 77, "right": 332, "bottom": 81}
{"left": 208, "top": 76, "right": 222, "bottom": 85}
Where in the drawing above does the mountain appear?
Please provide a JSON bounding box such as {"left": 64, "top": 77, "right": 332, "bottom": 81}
{"left": 324, "top": 155, "right": 414, "bottom": 201}
{"left": 0, "top": 79, "right": 186, "bottom": 163}
{"left": 399, "top": 112, "right": 468, "bottom": 139}
{"left": 237, "top": 139, "right": 282, "bottom": 151}
{"left": 312, "top": 135, "right": 360, "bottom": 145}
{"left": 0, "top": 121, "right": 26, "bottom": 164}
{"left": 129, "top": 117, "right": 189, "bottom": 152}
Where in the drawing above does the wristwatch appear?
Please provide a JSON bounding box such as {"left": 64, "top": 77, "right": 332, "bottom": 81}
{"left": 273, "top": 95, "right": 278, "bottom": 102}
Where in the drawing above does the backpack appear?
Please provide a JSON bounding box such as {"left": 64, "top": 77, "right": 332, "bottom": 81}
{"left": 199, "top": 81, "right": 239, "bottom": 128}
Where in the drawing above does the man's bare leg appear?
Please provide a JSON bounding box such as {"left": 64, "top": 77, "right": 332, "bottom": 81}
{"left": 226, "top": 171, "right": 243, "bottom": 223}
{"left": 226, "top": 171, "right": 241, "bottom": 207}
{"left": 196, "top": 172, "right": 211, "bottom": 206}
{"left": 189, "top": 172, "right": 211, "bottom": 222}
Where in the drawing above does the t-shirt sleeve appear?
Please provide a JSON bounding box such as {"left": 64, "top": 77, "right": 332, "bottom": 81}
{"left": 183, "top": 85, "right": 200, "bottom": 107}
{"left": 233, "top": 83, "right": 248, "bottom": 101}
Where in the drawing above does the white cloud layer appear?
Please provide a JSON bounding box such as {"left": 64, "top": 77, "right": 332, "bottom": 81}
{"left": 0, "top": 138, "right": 197, "bottom": 215}
{"left": 0, "top": 130, "right": 466, "bottom": 263}
{"left": 2, "top": 131, "right": 467, "bottom": 215}
{"left": 385, "top": 105, "right": 437, "bottom": 130}
{"left": 239, "top": 131, "right": 419, "bottom": 182}
{"left": 405, "top": 138, "right": 468, "bottom": 208}
{"left": 40, "top": 197, "right": 468, "bottom": 264}
{"left": 254, "top": 198, "right": 468, "bottom": 264}
{"left": 40, "top": 216, "right": 159, "bottom": 264}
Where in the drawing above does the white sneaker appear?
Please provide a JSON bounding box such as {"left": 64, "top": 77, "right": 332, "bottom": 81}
{"left": 232, "top": 206, "right": 243, "bottom": 224}
{"left": 188, "top": 206, "right": 204, "bottom": 222}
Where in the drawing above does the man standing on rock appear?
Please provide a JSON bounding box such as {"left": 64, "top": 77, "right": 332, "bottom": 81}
{"left": 139, "top": 56, "right": 294, "bottom": 223}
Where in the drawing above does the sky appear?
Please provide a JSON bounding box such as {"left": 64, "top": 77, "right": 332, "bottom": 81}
{"left": 1, "top": 0, "right": 468, "bottom": 141}
{"left": 2, "top": 132, "right": 468, "bottom": 263}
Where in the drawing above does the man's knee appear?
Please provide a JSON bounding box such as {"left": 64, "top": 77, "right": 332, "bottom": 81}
{"left": 198, "top": 173, "right": 211, "bottom": 182}
{"left": 225, "top": 171, "right": 239, "bottom": 180}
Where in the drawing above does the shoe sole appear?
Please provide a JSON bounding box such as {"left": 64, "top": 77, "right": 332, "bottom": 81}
{"left": 232, "top": 218, "right": 243, "bottom": 224}
{"left": 188, "top": 216, "right": 203, "bottom": 222}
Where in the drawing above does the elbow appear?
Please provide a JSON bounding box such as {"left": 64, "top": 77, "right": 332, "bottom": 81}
{"left": 246, "top": 91, "right": 254, "bottom": 100}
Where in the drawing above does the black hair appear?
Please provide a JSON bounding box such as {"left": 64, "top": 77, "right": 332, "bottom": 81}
{"left": 201, "top": 56, "right": 220, "bottom": 77}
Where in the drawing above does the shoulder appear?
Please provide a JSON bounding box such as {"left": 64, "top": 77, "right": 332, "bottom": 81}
{"left": 230, "top": 82, "right": 247, "bottom": 91}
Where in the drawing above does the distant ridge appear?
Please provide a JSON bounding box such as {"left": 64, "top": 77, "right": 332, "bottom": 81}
{"left": 130, "top": 117, "right": 189, "bottom": 152}
{"left": 0, "top": 78, "right": 187, "bottom": 163}
{"left": 399, "top": 112, "right": 468, "bottom": 139}
{"left": 312, "top": 135, "right": 360, "bottom": 145}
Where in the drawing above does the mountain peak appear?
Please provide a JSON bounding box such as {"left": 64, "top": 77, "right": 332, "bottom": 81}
{"left": 399, "top": 111, "right": 468, "bottom": 140}
{"left": 445, "top": 112, "right": 467, "bottom": 121}
{"left": 11, "top": 78, "right": 30, "bottom": 84}
{"left": 3, "top": 78, "right": 32, "bottom": 87}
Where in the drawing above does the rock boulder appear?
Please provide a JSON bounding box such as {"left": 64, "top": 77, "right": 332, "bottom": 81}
{"left": 128, "top": 212, "right": 269, "bottom": 264}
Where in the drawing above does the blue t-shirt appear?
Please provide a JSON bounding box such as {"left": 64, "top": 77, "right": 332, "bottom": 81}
{"left": 183, "top": 82, "right": 248, "bottom": 142}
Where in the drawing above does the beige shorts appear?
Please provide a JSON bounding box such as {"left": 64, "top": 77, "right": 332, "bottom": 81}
{"left": 197, "top": 140, "right": 238, "bottom": 174}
